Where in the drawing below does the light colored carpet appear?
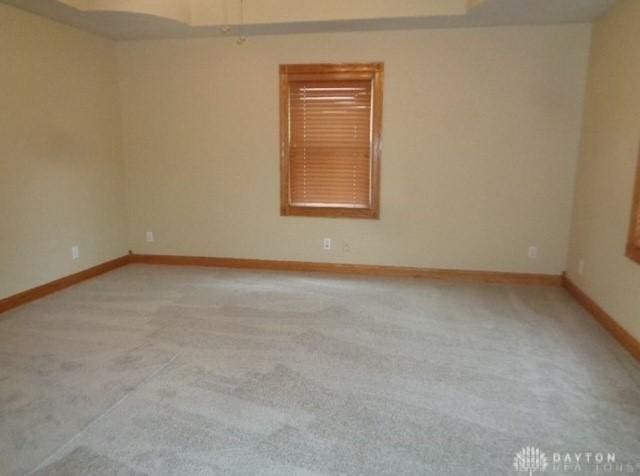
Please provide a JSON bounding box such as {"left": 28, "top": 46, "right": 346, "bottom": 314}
{"left": 0, "top": 264, "right": 638, "bottom": 475}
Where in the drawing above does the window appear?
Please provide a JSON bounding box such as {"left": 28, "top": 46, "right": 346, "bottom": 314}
{"left": 279, "top": 63, "right": 383, "bottom": 219}
{"left": 627, "top": 150, "right": 640, "bottom": 263}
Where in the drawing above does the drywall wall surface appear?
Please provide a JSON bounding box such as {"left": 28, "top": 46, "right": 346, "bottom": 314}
{"left": 566, "top": 0, "right": 640, "bottom": 340}
{"left": 118, "top": 24, "right": 591, "bottom": 274}
{"left": 0, "top": 4, "right": 128, "bottom": 298}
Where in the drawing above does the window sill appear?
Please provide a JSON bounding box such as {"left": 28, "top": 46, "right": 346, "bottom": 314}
{"left": 281, "top": 205, "right": 379, "bottom": 219}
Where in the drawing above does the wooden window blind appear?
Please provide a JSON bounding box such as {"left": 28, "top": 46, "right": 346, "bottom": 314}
{"left": 280, "top": 63, "right": 383, "bottom": 218}
{"left": 627, "top": 150, "right": 640, "bottom": 264}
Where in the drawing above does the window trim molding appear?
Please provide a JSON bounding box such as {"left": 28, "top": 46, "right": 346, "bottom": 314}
{"left": 627, "top": 148, "right": 640, "bottom": 264}
{"left": 279, "top": 63, "right": 383, "bottom": 219}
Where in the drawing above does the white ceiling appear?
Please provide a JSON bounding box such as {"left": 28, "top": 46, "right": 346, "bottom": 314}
{"left": 1, "top": 0, "right": 617, "bottom": 40}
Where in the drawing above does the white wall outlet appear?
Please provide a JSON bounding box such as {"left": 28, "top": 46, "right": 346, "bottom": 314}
{"left": 71, "top": 245, "right": 80, "bottom": 260}
{"left": 578, "top": 259, "right": 585, "bottom": 275}
{"left": 343, "top": 241, "right": 351, "bottom": 253}
{"left": 528, "top": 246, "right": 538, "bottom": 260}
{"left": 146, "top": 231, "right": 154, "bottom": 243}
{"left": 323, "top": 238, "right": 331, "bottom": 251}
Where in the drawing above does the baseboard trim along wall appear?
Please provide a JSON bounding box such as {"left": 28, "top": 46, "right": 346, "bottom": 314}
{"left": 2, "top": 253, "right": 637, "bottom": 362}
{"left": 0, "top": 255, "right": 130, "bottom": 315}
{"left": 0, "top": 252, "right": 562, "bottom": 316}
{"left": 129, "top": 253, "right": 563, "bottom": 286}
{"left": 563, "top": 274, "right": 640, "bottom": 361}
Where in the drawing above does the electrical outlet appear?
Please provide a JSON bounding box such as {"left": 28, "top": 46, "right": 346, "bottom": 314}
{"left": 343, "top": 241, "right": 351, "bottom": 253}
{"left": 71, "top": 245, "right": 80, "bottom": 260}
{"left": 146, "top": 231, "right": 154, "bottom": 243}
{"left": 323, "top": 238, "right": 331, "bottom": 251}
{"left": 528, "top": 246, "right": 538, "bottom": 260}
{"left": 578, "top": 259, "right": 585, "bottom": 275}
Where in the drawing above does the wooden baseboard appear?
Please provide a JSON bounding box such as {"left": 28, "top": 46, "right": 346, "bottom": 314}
{"left": 5, "top": 253, "right": 635, "bottom": 359}
{"left": 0, "top": 252, "right": 562, "bottom": 316}
{"left": 563, "top": 274, "right": 640, "bottom": 361}
{"left": 0, "top": 255, "right": 130, "bottom": 315}
{"left": 130, "top": 253, "right": 562, "bottom": 286}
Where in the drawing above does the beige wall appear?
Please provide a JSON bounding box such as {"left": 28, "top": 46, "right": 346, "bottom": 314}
{"left": 118, "top": 24, "right": 590, "bottom": 274}
{"left": 566, "top": 0, "right": 640, "bottom": 340}
{"left": 0, "top": 5, "right": 128, "bottom": 299}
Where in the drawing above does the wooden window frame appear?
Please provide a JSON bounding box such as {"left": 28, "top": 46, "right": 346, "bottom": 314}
{"left": 627, "top": 148, "right": 640, "bottom": 264}
{"left": 279, "top": 63, "right": 383, "bottom": 219}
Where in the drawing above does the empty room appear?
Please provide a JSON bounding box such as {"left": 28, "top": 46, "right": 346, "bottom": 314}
{"left": 1, "top": 0, "right": 639, "bottom": 474}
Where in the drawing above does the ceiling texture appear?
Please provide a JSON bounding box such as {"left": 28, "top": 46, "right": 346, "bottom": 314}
{"left": 1, "top": 0, "right": 616, "bottom": 40}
